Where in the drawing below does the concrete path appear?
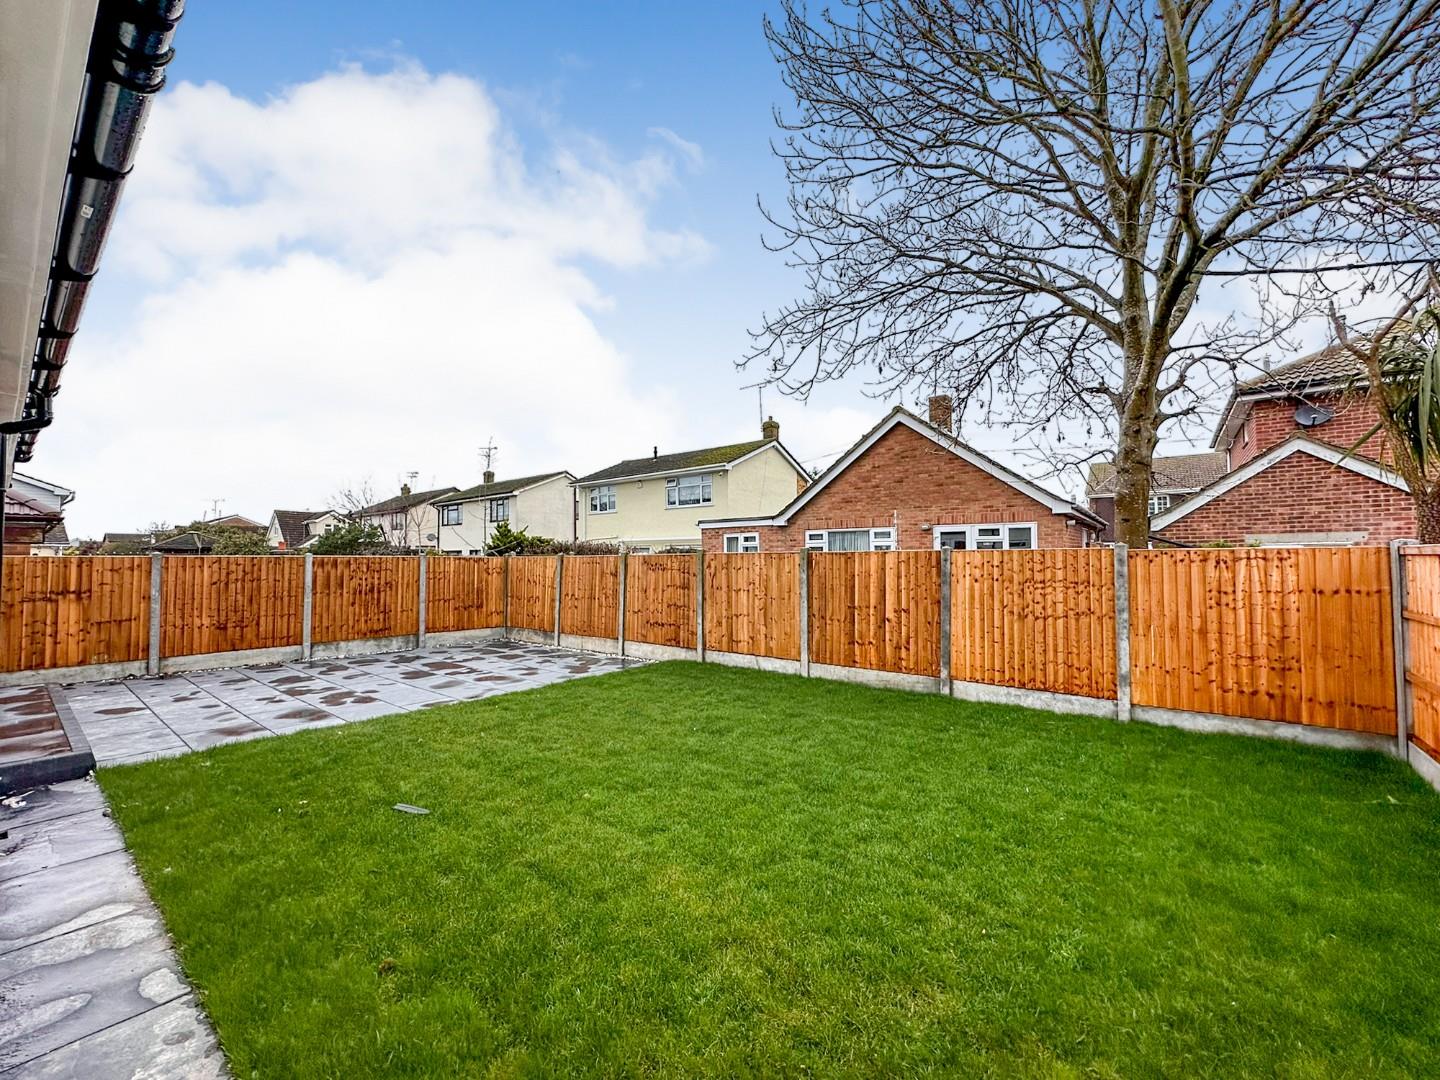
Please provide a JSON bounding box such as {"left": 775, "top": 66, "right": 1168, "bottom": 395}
{"left": 0, "top": 778, "right": 226, "bottom": 1077}
{"left": 58, "top": 639, "right": 634, "bottom": 767}
{"left": 0, "top": 641, "right": 636, "bottom": 1076}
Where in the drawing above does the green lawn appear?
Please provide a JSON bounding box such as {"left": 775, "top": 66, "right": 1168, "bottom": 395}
{"left": 99, "top": 662, "right": 1440, "bottom": 1078}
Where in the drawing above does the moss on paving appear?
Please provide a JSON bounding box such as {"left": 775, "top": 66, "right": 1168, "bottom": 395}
{"left": 99, "top": 662, "right": 1440, "bottom": 1078}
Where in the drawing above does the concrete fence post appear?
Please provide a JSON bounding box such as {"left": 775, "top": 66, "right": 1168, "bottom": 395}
{"left": 617, "top": 551, "right": 628, "bottom": 658}
{"left": 301, "top": 552, "right": 315, "bottom": 661}
{"left": 147, "top": 554, "right": 162, "bottom": 676}
{"left": 799, "top": 550, "right": 811, "bottom": 678}
{"left": 553, "top": 554, "right": 564, "bottom": 647}
{"left": 695, "top": 551, "right": 706, "bottom": 662}
{"left": 938, "top": 546, "right": 952, "bottom": 697}
{"left": 416, "top": 553, "right": 428, "bottom": 650}
{"left": 1113, "top": 543, "right": 1132, "bottom": 723}
{"left": 1390, "top": 539, "right": 1413, "bottom": 758}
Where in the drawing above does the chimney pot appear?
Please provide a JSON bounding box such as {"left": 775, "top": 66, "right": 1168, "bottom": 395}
{"left": 927, "top": 395, "right": 954, "bottom": 432}
{"left": 483, "top": 470, "right": 495, "bottom": 484}
{"left": 653, "top": 446, "right": 658, "bottom": 459}
{"left": 400, "top": 483, "right": 411, "bottom": 497}
{"left": 762, "top": 415, "right": 780, "bottom": 441}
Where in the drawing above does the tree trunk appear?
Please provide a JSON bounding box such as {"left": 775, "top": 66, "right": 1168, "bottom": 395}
{"left": 1112, "top": 392, "right": 1159, "bottom": 548}
{"left": 1417, "top": 486, "right": 1440, "bottom": 543}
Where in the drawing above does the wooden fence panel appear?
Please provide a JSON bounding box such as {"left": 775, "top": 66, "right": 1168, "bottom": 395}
{"left": 161, "top": 556, "right": 304, "bottom": 657}
{"left": 1130, "top": 547, "right": 1395, "bottom": 733}
{"left": 811, "top": 551, "right": 941, "bottom": 676}
{"left": 508, "top": 556, "right": 557, "bottom": 633}
{"left": 625, "top": 555, "right": 697, "bottom": 649}
{"left": 951, "top": 549, "right": 1116, "bottom": 699}
{"left": 704, "top": 553, "right": 800, "bottom": 661}
{"left": 1403, "top": 547, "right": 1440, "bottom": 755}
{"left": 560, "top": 556, "right": 620, "bottom": 639}
{"left": 426, "top": 556, "right": 505, "bottom": 632}
{"left": 311, "top": 557, "right": 419, "bottom": 643}
{"left": 1, "top": 556, "right": 150, "bottom": 672}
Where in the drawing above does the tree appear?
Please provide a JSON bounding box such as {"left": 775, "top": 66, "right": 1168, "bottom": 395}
{"left": 753, "top": 0, "right": 1440, "bottom": 545}
{"left": 1337, "top": 289, "right": 1440, "bottom": 540}
{"left": 309, "top": 522, "right": 389, "bottom": 555}
{"left": 210, "top": 530, "right": 272, "bottom": 555}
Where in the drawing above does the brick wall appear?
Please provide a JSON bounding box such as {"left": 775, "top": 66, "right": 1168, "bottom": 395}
{"left": 701, "top": 423, "right": 1094, "bottom": 552}
{"left": 1155, "top": 449, "right": 1414, "bottom": 546}
{"left": 1229, "top": 391, "right": 1387, "bottom": 467}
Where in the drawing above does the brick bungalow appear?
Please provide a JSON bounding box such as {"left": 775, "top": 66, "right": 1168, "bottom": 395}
{"left": 1149, "top": 343, "right": 1414, "bottom": 546}
{"left": 697, "top": 401, "right": 1104, "bottom": 552}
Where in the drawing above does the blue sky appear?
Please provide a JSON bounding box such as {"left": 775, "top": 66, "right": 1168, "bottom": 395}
{"left": 49, "top": 1, "right": 1108, "bottom": 532}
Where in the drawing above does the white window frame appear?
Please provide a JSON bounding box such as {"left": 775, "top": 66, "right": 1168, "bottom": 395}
{"left": 1147, "top": 493, "right": 1172, "bottom": 516}
{"left": 931, "top": 522, "right": 1037, "bottom": 551}
{"left": 589, "top": 485, "right": 617, "bottom": 514}
{"left": 665, "top": 473, "right": 713, "bottom": 508}
{"left": 804, "top": 528, "right": 897, "bottom": 552}
{"left": 724, "top": 532, "right": 760, "bottom": 553}
{"left": 488, "top": 498, "right": 509, "bottom": 523}
{"left": 440, "top": 504, "right": 462, "bottom": 526}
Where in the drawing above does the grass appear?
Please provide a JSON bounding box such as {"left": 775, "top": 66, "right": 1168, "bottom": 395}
{"left": 99, "top": 662, "right": 1440, "bottom": 1078}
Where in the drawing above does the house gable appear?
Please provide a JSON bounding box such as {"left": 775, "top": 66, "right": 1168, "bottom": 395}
{"left": 1152, "top": 437, "right": 1412, "bottom": 546}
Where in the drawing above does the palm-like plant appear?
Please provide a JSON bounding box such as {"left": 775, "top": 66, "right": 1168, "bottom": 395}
{"left": 1344, "top": 304, "right": 1440, "bottom": 541}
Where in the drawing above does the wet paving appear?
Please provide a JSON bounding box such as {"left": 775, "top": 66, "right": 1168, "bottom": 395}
{"left": 0, "top": 641, "right": 637, "bottom": 1077}
{"left": 58, "top": 640, "right": 636, "bottom": 767}
{"left": 0, "top": 687, "right": 70, "bottom": 768}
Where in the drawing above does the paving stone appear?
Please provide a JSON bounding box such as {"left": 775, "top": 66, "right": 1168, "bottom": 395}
{"left": 0, "top": 914, "right": 187, "bottom": 1070}
{"left": 0, "top": 811, "right": 125, "bottom": 884}
{"left": 0, "top": 779, "right": 105, "bottom": 830}
{"left": 0, "top": 850, "right": 149, "bottom": 956}
{"left": 2, "top": 994, "right": 226, "bottom": 1079}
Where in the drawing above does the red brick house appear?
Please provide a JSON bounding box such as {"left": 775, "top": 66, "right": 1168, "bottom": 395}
{"left": 1147, "top": 344, "right": 1414, "bottom": 545}
{"left": 697, "top": 402, "right": 1103, "bottom": 552}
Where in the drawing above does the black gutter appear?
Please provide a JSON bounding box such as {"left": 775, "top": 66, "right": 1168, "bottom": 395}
{"left": 13, "top": 0, "right": 186, "bottom": 463}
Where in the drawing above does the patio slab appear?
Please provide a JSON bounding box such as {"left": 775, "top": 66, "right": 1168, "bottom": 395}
{"left": 49, "top": 640, "right": 636, "bottom": 767}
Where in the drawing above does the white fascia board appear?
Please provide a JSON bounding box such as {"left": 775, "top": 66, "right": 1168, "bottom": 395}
{"left": 1151, "top": 438, "right": 1408, "bottom": 529}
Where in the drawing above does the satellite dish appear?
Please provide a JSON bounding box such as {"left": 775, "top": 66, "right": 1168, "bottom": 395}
{"left": 1294, "top": 402, "right": 1334, "bottom": 428}
{"left": 425, "top": 533, "right": 436, "bottom": 542}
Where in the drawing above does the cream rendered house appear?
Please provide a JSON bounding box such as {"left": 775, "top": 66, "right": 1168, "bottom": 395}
{"left": 575, "top": 419, "right": 808, "bottom": 551}
{"left": 432, "top": 471, "right": 576, "bottom": 554}
{"left": 357, "top": 484, "right": 459, "bottom": 551}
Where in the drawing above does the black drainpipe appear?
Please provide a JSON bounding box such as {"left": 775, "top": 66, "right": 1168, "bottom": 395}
{"left": 12, "top": 0, "right": 186, "bottom": 464}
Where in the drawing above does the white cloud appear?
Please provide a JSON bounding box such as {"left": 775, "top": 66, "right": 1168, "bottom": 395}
{"left": 51, "top": 62, "right": 721, "bottom": 533}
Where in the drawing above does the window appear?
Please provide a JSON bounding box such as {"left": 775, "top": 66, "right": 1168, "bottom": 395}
{"left": 589, "top": 485, "right": 617, "bottom": 513}
{"left": 666, "top": 473, "right": 713, "bottom": 507}
{"left": 440, "top": 504, "right": 462, "bottom": 526}
{"left": 1147, "top": 493, "right": 1172, "bottom": 516}
{"left": 488, "top": 498, "right": 509, "bottom": 523}
{"left": 933, "top": 523, "right": 1037, "bottom": 550}
{"left": 467, "top": 549, "right": 482, "bottom": 555}
{"left": 724, "top": 532, "right": 759, "bottom": 553}
{"left": 390, "top": 512, "right": 405, "bottom": 530}
{"left": 805, "top": 528, "right": 897, "bottom": 552}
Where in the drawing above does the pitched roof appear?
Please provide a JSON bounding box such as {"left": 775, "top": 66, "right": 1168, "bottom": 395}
{"left": 359, "top": 486, "right": 459, "bottom": 516}
{"left": 1085, "top": 451, "right": 1229, "bottom": 497}
{"left": 1212, "top": 340, "right": 1371, "bottom": 448}
{"left": 270, "top": 509, "right": 325, "bottom": 548}
{"left": 102, "top": 531, "right": 150, "bottom": 545}
{"left": 700, "top": 407, "right": 1104, "bottom": 530}
{"left": 438, "top": 472, "right": 573, "bottom": 504}
{"left": 37, "top": 522, "right": 69, "bottom": 547}
{"left": 2, "top": 490, "right": 60, "bottom": 521}
{"left": 576, "top": 441, "right": 773, "bottom": 485}
{"left": 207, "top": 514, "right": 263, "bottom": 530}
{"left": 151, "top": 531, "right": 214, "bottom": 553}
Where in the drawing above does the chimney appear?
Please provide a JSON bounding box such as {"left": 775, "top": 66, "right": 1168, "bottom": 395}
{"left": 400, "top": 483, "right": 411, "bottom": 497}
{"left": 483, "top": 470, "right": 495, "bottom": 484}
{"left": 762, "top": 415, "right": 780, "bottom": 441}
{"left": 927, "top": 394, "right": 954, "bottom": 432}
